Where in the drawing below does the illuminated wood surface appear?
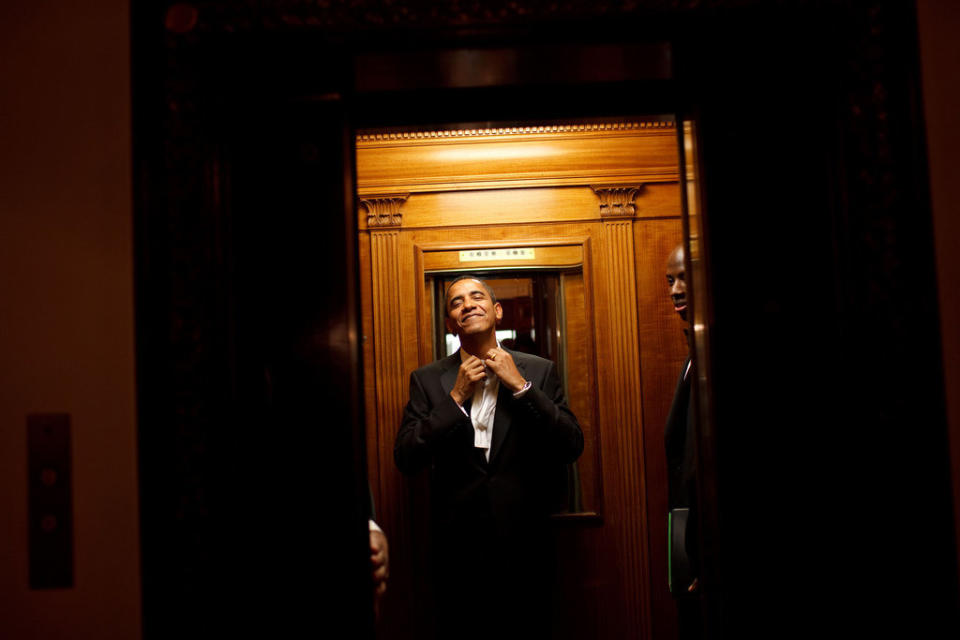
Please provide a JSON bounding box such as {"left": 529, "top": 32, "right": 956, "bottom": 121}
{"left": 357, "top": 122, "right": 679, "bottom": 196}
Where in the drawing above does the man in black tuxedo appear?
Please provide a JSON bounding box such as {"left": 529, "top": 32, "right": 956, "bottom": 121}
{"left": 664, "top": 243, "right": 702, "bottom": 639}
{"left": 395, "top": 275, "right": 583, "bottom": 639}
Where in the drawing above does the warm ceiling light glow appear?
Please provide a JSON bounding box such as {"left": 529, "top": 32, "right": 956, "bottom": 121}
{"left": 429, "top": 144, "right": 563, "bottom": 163}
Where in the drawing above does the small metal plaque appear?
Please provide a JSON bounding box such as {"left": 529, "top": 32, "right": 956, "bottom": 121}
{"left": 459, "top": 248, "right": 536, "bottom": 262}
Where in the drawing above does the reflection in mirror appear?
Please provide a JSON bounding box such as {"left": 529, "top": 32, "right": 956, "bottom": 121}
{"left": 428, "top": 269, "right": 588, "bottom": 514}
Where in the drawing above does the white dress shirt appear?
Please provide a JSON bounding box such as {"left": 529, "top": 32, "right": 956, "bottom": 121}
{"left": 469, "top": 370, "right": 499, "bottom": 461}
{"left": 455, "top": 346, "right": 532, "bottom": 461}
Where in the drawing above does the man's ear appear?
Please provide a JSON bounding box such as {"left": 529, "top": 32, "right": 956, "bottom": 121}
{"left": 494, "top": 302, "right": 503, "bottom": 324}
{"left": 445, "top": 314, "right": 458, "bottom": 336}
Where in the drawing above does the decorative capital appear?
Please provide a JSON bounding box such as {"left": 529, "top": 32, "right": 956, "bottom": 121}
{"left": 591, "top": 185, "right": 644, "bottom": 218}
{"left": 360, "top": 194, "right": 409, "bottom": 228}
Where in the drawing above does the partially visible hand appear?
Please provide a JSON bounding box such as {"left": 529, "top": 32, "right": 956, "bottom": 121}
{"left": 484, "top": 347, "right": 526, "bottom": 393}
{"left": 450, "top": 355, "right": 487, "bottom": 405}
{"left": 370, "top": 529, "right": 389, "bottom": 600}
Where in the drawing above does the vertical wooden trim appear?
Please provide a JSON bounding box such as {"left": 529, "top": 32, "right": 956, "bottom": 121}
{"left": 370, "top": 229, "right": 407, "bottom": 531}
{"left": 599, "top": 219, "right": 651, "bottom": 640}
{"left": 359, "top": 232, "right": 381, "bottom": 514}
{"left": 580, "top": 236, "right": 606, "bottom": 515}
{"left": 414, "top": 246, "right": 434, "bottom": 366}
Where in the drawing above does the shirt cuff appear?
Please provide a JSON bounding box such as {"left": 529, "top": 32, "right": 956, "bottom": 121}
{"left": 512, "top": 380, "right": 532, "bottom": 398}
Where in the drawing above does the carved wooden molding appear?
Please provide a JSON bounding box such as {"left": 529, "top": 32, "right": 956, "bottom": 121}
{"left": 356, "top": 121, "right": 674, "bottom": 143}
{"left": 592, "top": 185, "right": 644, "bottom": 218}
{"left": 357, "top": 125, "right": 677, "bottom": 196}
{"left": 176, "top": 1, "right": 789, "bottom": 35}
{"left": 360, "top": 194, "right": 409, "bottom": 227}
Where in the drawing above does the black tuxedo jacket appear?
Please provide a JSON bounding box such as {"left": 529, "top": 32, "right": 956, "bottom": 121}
{"left": 664, "top": 355, "right": 699, "bottom": 594}
{"left": 665, "top": 355, "right": 695, "bottom": 510}
{"left": 395, "top": 348, "right": 583, "bottom": 541}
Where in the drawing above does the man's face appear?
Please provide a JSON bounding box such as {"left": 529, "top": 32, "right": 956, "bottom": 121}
{"left": 665, "top": 245, "right": 687, "bottom": 322}
{"left": 445, "top": 278, "right": 502, "bottom": 338}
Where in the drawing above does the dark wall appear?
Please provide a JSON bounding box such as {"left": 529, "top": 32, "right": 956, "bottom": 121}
{"left": 678, "top": 4, "right": 957, "bottom": 637}
{"left": 133, "top": 14, "right": 372, "bottom": 638}
{"left": 0, "top": 1, "right": 141, "bottom": 637}
{"left": 917, "top": 0, "right": 960, "bottom": 573}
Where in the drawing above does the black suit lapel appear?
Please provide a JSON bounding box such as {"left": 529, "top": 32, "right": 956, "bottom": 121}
{"left": 665, "top": 355, "right": 692, "bottom": 425}
{"left": 439, "top": 351, "right": 461, "bottom": 397}
{"left": 488, "top": 350, "right": 526, "bottom": 466}
{"left": 665, "top": 355, "right": 693, "bottom": 506}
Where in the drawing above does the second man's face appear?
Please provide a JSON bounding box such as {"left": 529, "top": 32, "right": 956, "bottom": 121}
{"left": 445, "top": 278, "right": 502, "bottom": 338}
{"left": 666, "top": 248, "right": 687, "bottom": 322}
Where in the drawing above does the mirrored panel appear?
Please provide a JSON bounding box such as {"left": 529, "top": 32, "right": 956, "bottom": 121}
{"left": 426, "top": 268, "right": 598, "bottom": 516}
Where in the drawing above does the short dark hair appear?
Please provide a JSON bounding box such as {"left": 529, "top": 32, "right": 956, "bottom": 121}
{"left": 444, "top": 275, "right": 497, "bottom": 315}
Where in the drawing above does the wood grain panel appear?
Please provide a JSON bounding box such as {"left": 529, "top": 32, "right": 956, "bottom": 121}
{"left": 379, "top": 186, "right": 599, "bottom": 230}
{"left": 359, "top": 233, "right": 379, "bottom": 508}
{"left": 635, "top": 183, "right": 683, "bottom": 219}
{"left": 356, "top": 123, "right": 678, "bottom": 195}
{"left": 358, "top": 184, "right": 679, "bottom": 231}
{"left": 560, "top": 270, "right": 602, "bottom": 515}
{"left": 597, "top": 219, "right": 651, "bottom": 640}
{"left": 416, "top": 249, "right": 434, "bottom": 366}
{"left": 634, "top": 217, "right": 688, "bottom": 640}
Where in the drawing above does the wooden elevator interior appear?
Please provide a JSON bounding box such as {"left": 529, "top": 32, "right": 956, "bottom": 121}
{"left": 357, "top": 120, "right": 690, "bottom": 639}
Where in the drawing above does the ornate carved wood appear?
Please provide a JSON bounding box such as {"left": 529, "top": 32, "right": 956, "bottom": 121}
{"left": 360, "top": 194, "right": 409, "bottom": 228}
{"left": 592, "top": 185, "right": 644, "bottom": 218}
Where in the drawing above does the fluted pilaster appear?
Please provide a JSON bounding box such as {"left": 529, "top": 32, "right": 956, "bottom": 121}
{"left": 369, "top": 229, "right": 406, "bottom": 528}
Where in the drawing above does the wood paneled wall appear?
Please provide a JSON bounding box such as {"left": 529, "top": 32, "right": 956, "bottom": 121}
{"left": 357, "top": 121, "right": 687, "bottom": 640}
